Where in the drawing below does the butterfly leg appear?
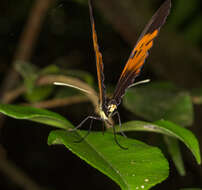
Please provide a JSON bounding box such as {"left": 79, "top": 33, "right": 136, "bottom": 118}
{"left": 112, "top": 111, "right": 127, "bottom": 138}
{"left": 112, "top": 125, "right": 128, "bottom": 150}
{"left": 70, "top": 116, "right": 102, "bottom": 143}
{"left": 69, "top": 115, "right": 101, "bottom": 131}
{"left": 74, "top": 118, "right": 94, "bottom": 143}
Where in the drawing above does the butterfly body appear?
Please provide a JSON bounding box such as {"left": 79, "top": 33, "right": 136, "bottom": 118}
{"left": 55, "top": 0, "right": 171, "bottom": 148}
{"left": 83, "top": 0, "right": 171, "bottom": 148}
{"left": 96, "top": 98, "right": 116, "bottom": 121}
{"left": 99, "top": 109, "right": 108, "bottom": 121}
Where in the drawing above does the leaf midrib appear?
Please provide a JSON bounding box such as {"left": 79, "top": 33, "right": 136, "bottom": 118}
{"left": 71, "top": 133, "right": 129, "bottom": 190}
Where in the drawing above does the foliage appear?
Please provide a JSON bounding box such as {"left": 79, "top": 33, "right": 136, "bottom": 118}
{"left": 0, "top": 89, "right": 200, "bottom": 190}
{"left": 1, "top": 0, "right": 202, "bottom": 189}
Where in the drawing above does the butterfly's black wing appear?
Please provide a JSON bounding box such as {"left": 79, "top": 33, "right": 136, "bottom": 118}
{"left": 88, "top": 0, "right": 106, "bottom": 107}
{"left": 113, "top": 0, "right": 171, "bottom": 105}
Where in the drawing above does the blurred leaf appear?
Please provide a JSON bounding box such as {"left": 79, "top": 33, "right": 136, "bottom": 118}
{"left": 163, "top": 93, "right": 193, "bottom": 126}
{"left": 24, "top": 85, "right": 54, "bottom": 103}
{"left": 123, "top": 82, "right": 194, "bottom": 175}
{"left": 48, "top": 130, "right": 169, "bottom": 190}
{"left": 123, "top": 82, "right": 193, "bottom": 126}
{"left": 114, "top": 120, "right": 201, "bottom": 165}
{"left": 164, "top": 136, "right": 185, "bottom": 176}
{"left": 169, "top": 0, "right": 198, "bottom": 28}
{"left": 184, "top": 16, "right": 202, "bottom": 45}
{"left": 41, "top": 65, "right": 94, "bottom": 86}
{"left": 15, "top": 61, "right": 39, "bottom": 92}
{"left": 40, "top": 64, "right": 60, "bottom": 75}
{"left": 65, "top": 69, "right": 94, "bottom": 86}
{"left": 0, "top": 104, "right": 71, "bottom": 130}
{"left": 54, "top": 87, "right": 84, "bottom": 98}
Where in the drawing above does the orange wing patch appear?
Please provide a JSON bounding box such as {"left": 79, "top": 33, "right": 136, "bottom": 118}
{"left": 112, "top": 29, "right": 159, "bottom": 105}
{"left": 88, "top": 0, "right": 106, "bottom": 106}
{"left": 92, "top": 22, "right": 104, "bottom": 104}
{"left": 113, "top": 0, "right": 171, "bottom": 105}
{"left": 120, "top": 29, "right": 158, "bottom": 79}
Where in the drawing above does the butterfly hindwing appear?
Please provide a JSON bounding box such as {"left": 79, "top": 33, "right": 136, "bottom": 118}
{"left": 113, "top": 0, "right": 171, "bottom": 105}
{"left": 88, "top": 0, "right": 106, "bottom": 106}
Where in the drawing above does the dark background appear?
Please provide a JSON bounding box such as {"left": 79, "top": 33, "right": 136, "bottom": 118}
{"left": 0, "top": 0, "right": 202, "bottom": 189}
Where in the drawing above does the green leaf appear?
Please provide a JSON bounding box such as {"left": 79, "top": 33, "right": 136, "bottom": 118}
{"left": 123, "top": 82, "right": 195, "bottom": 175}
{"left": 24, "top": 85, "right": 54, "bottom": 103}
{"left": 163, "top": 94, "right": 193, "bottom": 126}
{"left": 114, "top": 120, "right": 201, "bottom": 165}
{"left": 54, "top": 86, "right": 83, "bottom": 98}
{"left": 166, "top": 140, "right": 185, "bottom": 177}
{"left": 65, "top": 70, "right": 94, "bottom": 86}
{"left": 48, "top": 130, "right": 169, "bottom": 190}
{"left": 184, "top": 16, "right": 202, "bottom": 45}
{"left": 40, "top": 64, "right": 60, "bottom": 75}
{"left": 15, "top": 61, "right": 39, "bottom": 92}
{"left": 163, "top": 137, "right": 185, "bottom": 176}
{"left": 155, "top": 120, "right": 201, "bottom": 165}
{"left": 41, "top": 65, "right": 95, "bottom": 86}
{"left": 168, "top": 0, "right": 198, "bottom": 28}
{"left": 0, "top": 104, "right": 72, "bottom": 130}
{"left": 123, "top": 82, "right": 193, "bottom": 126}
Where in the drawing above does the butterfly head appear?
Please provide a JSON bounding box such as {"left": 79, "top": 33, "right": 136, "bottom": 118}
{"left": 99, "top": 99, "right": 117, "bottom": 120}
{"left": 105, "top": 99, "right": 117, "bottom": 117}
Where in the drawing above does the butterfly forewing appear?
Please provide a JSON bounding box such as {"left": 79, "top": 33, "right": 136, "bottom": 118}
{"left": 88, "top": 0, "right": 106, "bottom": 107}
{"left": 113, "top": 0, "right": 171, "bottom": 105}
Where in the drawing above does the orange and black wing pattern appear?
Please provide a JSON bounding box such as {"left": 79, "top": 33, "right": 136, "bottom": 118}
{"left": 113, "top": 0, "right": 171, "bottom": 105}
{"left": 88, "top": 0, "right": 106, "bottom": 106}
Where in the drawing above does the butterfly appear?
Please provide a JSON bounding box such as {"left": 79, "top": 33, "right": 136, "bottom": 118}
{"left": 54, "top": 0, "right": 171, "bottom": 149}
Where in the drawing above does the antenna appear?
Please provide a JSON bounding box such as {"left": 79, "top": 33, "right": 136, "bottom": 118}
{"left": 53, "top": 82, "right": 92, "bottom": 94}
{"left": 128, "top": 79, "right": 151, "bottom": 88}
